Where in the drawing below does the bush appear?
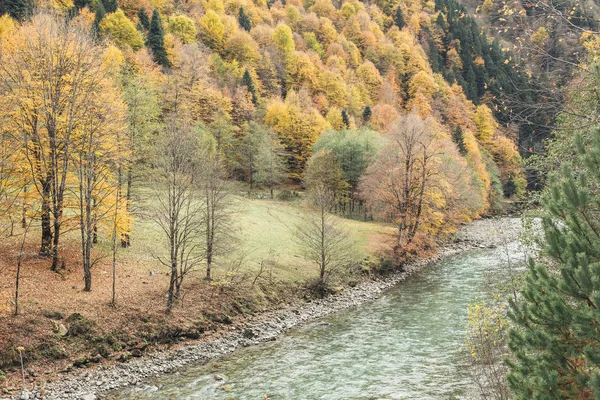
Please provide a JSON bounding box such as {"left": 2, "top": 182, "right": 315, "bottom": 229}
{"left": 276, "top": 189, "right": 299, "bottom": 201}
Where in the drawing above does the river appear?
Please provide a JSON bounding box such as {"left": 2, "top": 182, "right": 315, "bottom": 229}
{"left": 108, "top": 242, "right": 523, "bottom": 400}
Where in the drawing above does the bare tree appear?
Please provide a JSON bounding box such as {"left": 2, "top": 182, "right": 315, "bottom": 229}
{"left": 200, "top": 151, "right": 233, "bottom": 281}
{"left": 151, "top": 118, "right": 206, "bottom": 313}
{"left": 14, "top": 216, "right": 35, "bottom": 316}
{"left": 296, "top": 184, "right": 354, "bottom": 292}
{"left": 360, "top": 114, "right": 443, "bottom": 263}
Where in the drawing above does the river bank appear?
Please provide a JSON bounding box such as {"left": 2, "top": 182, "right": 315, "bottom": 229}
{"left": 8, "top": 217, "right": 526, "bottom": 400}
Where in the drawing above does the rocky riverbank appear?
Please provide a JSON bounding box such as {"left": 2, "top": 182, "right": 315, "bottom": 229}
{"left": 7, "top": 217, "right": 526, "bottom": 400}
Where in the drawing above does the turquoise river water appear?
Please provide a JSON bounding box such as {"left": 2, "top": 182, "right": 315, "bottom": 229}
{"left": 109, "top": 244, "right": 522, "bottom": 399}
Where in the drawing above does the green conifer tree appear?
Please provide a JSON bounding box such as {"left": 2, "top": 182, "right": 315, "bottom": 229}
{"left": 0, "top": 0, "right": 33, "bottom": 20}
{"left": 238, "top": 7, "right": 251, "bottom": 31}
{"left": 341, "top": 110, "right": 350, "bottom": 128}
{"left": 362, "top": 106, "right": 372, "bottom": 123}
{"left": 242, "top": 69, "right": 258, "bottom": 105}
{"left": 148, "top": 9, "right": 171, "bottom": 68}
{"left": 93, "top": 0, "right": 106, "bottom": 33}
{"left": 451, "top": 126, "right": 467, "bottom": 155}
{"left": 102, "top": 0, "right": 118, "bottom": 13}
{"left": 394, "top": 6, "right": 405, "bottom": 29}
{"left": 74, "top": 0, "right": 91, "bottom": 10}
{"left": 508, "top": 125, "right": 600, "bottom": 398}
{"left": 138, "top": 7, "right": 150, "bottom": 30}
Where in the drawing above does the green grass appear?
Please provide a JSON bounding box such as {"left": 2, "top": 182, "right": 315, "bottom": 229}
{"left": 108, "top": 185, "right": 392, "bottom": 285}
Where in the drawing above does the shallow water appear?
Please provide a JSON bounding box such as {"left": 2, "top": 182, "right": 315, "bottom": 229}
{"left": 109, "top": 245, "right": 522, "bottom": 399}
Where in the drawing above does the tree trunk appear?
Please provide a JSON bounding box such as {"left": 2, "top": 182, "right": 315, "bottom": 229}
{"left": 50, "top": 216, "right": 61, "bottom": 271}
{"left": 40, "top": 185, "right": 52, "bottom": 258}
{"left": 166, "top": 261, "right": 177, "bottom": 314}
{"left": 121, "top": 169, "right": 133, "bottom": 248}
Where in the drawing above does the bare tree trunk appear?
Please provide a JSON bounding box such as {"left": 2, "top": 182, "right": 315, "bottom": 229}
{"left": 40, "top": 182, "right": 52, "bottom": 258}
{"left": 50, "top": 215, "right": 61, "bottom": 271}
{"left": 121, "top": 169, "right": 132, "bottom": 248}
{"left": 166, "top": 260, "right": 177, "bottom": 314}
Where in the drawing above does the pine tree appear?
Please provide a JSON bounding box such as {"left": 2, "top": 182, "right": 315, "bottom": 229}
{"left": 362, "top": 106, "right": 372, "bottom": 123}
{"left": 0, "top": 0, "right": 32, "bottom": 20}
{"left": 241, "top": 69, "right": 257, "bottom": 106}
{"left": 93, "top": 0, "right": 106, "bottom": 33}
{"left": 238, "top": 7, "right": 251, "bottom": 31}
{"left": 74, "top": 0, "right": 91, "bottom": 10}
{"left": 451, "top": 126, "right": 467, "bottom": 155}
{"left": 138, "top": 7, "right": 150, "bottom": 31}
{"left": 148, "top": 9, "right": 170, "bottom": 68}
{"left": 508, "top": 126, "right": 600, "bottom": 398}
{"left": 341, "top": 109, "right": 350, "bottom": 128}
{"left": 102, "top": 0, "right": 118, "bottom": 13}
{"left": 394, "top": 6, "right": 405, "bottom": 29}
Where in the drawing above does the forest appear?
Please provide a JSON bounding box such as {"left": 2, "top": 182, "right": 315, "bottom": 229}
{"left": 0, "top": 0, "right": 599, "bottom": 396}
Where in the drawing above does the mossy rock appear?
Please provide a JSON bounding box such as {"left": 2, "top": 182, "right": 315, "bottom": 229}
{"left": 66, "top": 313, "right": 96, "bottom": 337}
{"left": 96, "top": 344, "right": 112, "bottom": 359}
{"left": 73, "top": 356, "right": 91, "bottom": 368}
{"left": 38, "top": 341, "right": 68, "bottom": 360}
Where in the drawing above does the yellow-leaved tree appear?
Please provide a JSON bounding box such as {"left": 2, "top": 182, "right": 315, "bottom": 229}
{"left": 265, "top": 92, "right": 328, "bottom": 180}
{"left": 0, "top": 14, "right": 130, "bottom": 275}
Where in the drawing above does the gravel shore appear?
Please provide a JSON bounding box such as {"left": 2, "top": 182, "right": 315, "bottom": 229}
{"left": 8, "top": 217, "right": 526, "bottom": 400}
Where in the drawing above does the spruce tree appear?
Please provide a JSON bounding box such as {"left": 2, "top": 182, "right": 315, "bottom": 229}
{"left": 507, "top": 126, "right": 600, "bottom": 398}
{"left": 451, "top": 126, "right": 467, "bottom": 155}
{"left": 341, "top": 110, "right": 350, "bottom": 128}
{"left": 74, "top": 0, "right": 91, "bottom": 10}
{"left": 102, "top": 0, "right": 117, "bottom": 13}
{"left": 238, "top": 7, "right": 251, "bottom": 31}
{"left": 0, "top": 0, "right": 33, "bottom": 20}
{"left": 148, "top": 9, "right": 171, "bottom": 68}
{"left": 93, "top": 0, "right": 106, "bottom": 34}
{"left": 362, "top": 106, "right": 372, "bottom": 123}
{"left": 394, "top": 6, "right": 405, "bottom": 29}
{"left": 138, "top": 7, "right": 150, "bottom": 31}
{"left": 242, "top": 69, "right": 257, "bottom": 105}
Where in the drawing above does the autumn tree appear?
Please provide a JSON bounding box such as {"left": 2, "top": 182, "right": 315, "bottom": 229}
{"left": 168, "top": 15, "right": 197, "bottom": 44}
{"left": 264, "top": 94, "right": 328, "bottom": 179}
{"left": 199, "top": 141, "right": 233, "bottom": 281}
{"left": 360, "top": 114, "right": 443, "bottom": 264}
{"left": 297, "top": 153, "right": 353, "bottom": 292}
{"left": 151, "top": 118, "right": 206, "bottom": 313}
{"left": 239, "top": 122, "right": 287, "bottom": 197}
{"left": 148, "top": 9, "right": 170, "bottom": 67}
{"left": 73, "top": 64, "right": 130, "bottom": 292}
{"left": 305, "top": 149, "right": 349, "bottom": 203}
{"left": 198, "top": 10, "right": 225, "bottom": 52}
{"left": 100, "top": 9, "right": 144, "bottom": 50}
{"left": 313, "top": 128, "right": 381, "bottom": 215}
{"left": 0, "top": 14, "right": 121, "bottom": 270}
